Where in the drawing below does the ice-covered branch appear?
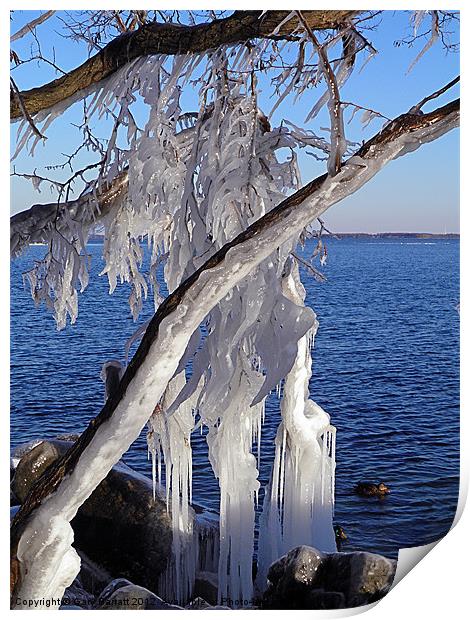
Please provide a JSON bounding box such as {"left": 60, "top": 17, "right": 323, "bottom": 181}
{"left": 407, "top": 10, "right": 440, "bottom": 73}
{"left": 297, "top": 11, "right": 347, "bottom": 176}
{"left": 409, "top": 75, "right": 459, "bottom": 113}
{"left": 10, "top": 170, "right": 128, "bottom": 257}
{"left": 10, "top": 78, "right": 47, "bottom": 141}
{"left": 10, "top": 10, "right": 56, "bottom": 42}
{"left": 10, "top": 10, "right": 358, "bottom": 120}
{"left": 10, "top": 97, "right": 459, "bottom": 606}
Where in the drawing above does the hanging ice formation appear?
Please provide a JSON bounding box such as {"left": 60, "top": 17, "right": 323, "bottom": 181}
{"left": 15, "top": 41, "right": 341, "bottom": 607}
{"left": 256, "top": 260, "right": 337, "bottom": 591}
{"left": 133, "top": 50, "right": 337, "bottom": 605}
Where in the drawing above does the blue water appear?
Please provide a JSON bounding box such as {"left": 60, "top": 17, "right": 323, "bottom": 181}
{"left": 10, "top": 238, "right": 460, "bottom": 558}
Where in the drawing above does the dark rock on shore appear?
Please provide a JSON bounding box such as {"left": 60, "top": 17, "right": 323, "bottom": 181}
{"left": 266, "top": 546, "right": 325, "bottom": 606}
{"left": 11, "top": 440, "right": 173, "bottom": 590}
{"left": 75, "top": 550, "right": 113, "bottom": 597}
{"left": 323, "top": 551, "right": 396, "bottom": 607}
{"left": 262, "top": 545, "right": 396, "bottom": 609}
{"left": 306, "top": 589, "right": 346, "bottom": 609}
{"left": 193, "top": 571, "right": 218, "bottom": 605}
{"left": 71, "top": 462, "right": 173, "bottom": 590}
{"left": 12, "top": 439, "right": 73, "bottom": 503}
{"left": 96, "top": 578, "right": 135, "bottom": 603}
{"left": 98, "top": 584, "right": 182, "bottom": 610}
{"left": 11, "top": 438, "right": 219, "bottom": 598}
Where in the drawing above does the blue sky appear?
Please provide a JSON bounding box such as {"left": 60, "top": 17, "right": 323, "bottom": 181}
{"left": 10, "top": 10, "right": 460, "bottom": 232}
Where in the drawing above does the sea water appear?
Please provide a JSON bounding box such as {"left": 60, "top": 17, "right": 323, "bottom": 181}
{"left": 10, "top": 237, "right": 459, "bottom": 558}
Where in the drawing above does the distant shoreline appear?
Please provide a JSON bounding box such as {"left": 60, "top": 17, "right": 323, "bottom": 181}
{"left": 327, "top": 232, "right": 460, "bottom": 239}
{"left": 84, "top": 233, "right": 458, "bottom": 243}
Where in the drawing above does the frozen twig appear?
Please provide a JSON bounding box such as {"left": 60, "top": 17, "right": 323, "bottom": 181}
{"left": 342, "top": 101, "right": 391, "bottom": 125}
{"left": 10, "top": 10, "right": 55, "bottom": 42}
{"left": 9, "top": 77, "right": 47, "bottom": 141}
{"left": 291, "top": 251, "right": 326, "bottom": 282}
{"left": 409, "top": 75, "right": 459, "bottom": 113}
{"left": 407, "top": 10, "right": 440, "bottom": 73}
{"left": 296, "top": 11, "right": 346, "bottom": 176}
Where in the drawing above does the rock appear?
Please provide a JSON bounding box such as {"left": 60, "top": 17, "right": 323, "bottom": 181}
{"left": 12, "top": 439, "right": 174, "bottom": 589}
{"left": 71, "top": 464, "right": 173, "bottom": 589}
{"left": 185, "top": 597, "right": 231, "bottom": 610}
{"left": 96, "top": 579, "right": 135, "bottom": 604}
{"left": 264, "top": 546, "right": 325, "bottom": 609}
{"left": 324, "top": 552, "right": 396, "bottom": 607}
{"left": 12, "top": 439, "right": 72, "bottom": 502}
{"left": 280, "top": 545, "right": 325, "bottom": 587}
{"left": 98, "top": 584, "right": 182, "bottom": 610}
{"left": 306, "top": 589, "right": 346, "bottom": 609}
{"left": 193, "top": 571, "right": 218, "bottom": 606}
{"left": 10, "top": 439, "right": 43, "bottom": 468}
{"left": 262, "top": 546, "right": 396, "bottom": 610}
{"left": 185, "top": 597, "right": 213, "bottom": 609}
{"left": 76, "top": 550, "right": 113, "bottom": 596}
{"left": 62, "top": 577, "right": 95, "bottom": 609}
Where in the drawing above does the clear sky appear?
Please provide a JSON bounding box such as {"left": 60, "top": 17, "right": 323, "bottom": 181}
{"left": 10, "top": 9, "right": 460, "bottom": 233}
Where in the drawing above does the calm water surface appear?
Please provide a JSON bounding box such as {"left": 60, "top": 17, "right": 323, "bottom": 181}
{"left": 10, "top": 238, "right": 460, "bottom": 558}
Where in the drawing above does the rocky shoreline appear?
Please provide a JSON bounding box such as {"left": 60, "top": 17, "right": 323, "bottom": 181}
{"left": 11, "top": 438, "right": 397, "bottom": 610}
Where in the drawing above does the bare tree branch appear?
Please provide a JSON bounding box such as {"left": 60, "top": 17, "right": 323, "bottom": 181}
{"left": 10, "top": 77, "right": 47, "bottom": 141}
{"left": 10, "top": 10, "right": 358, "bottom": 120}
{"left": 409, "top": 75, "right": 459, "bottom": 113}
{"left": 10, "top": 10, "right": 56, "bottom": 42}
{"left": 291, "top": 251, "right": 326, "bottom": 282}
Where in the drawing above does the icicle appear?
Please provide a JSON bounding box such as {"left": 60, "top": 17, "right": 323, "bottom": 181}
{"left": 16, "top": 46, "right": 346, "bottom": 606}
{"left": 279, "top": 426, "right": 287, "bottom": 510}
{"left": 321, "top": 430, "right": 328, "bottom": 505}
{"left": 256, "top": 261, "right": 337, "bottom": 592}
{"left": 257, "top": 410, "right": 262, "bottom": 469}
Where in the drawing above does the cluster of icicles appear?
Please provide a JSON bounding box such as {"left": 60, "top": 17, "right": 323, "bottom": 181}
{"left": 128, "top": 49, "right": 336, "bottom": 605}
{"left": 17, "top": 45, "right": 339, "bottom": 606}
